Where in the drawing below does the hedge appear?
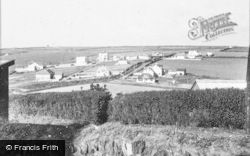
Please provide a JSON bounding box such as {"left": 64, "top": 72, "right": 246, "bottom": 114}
{"left": 15, "top": 91, "right": 112, "bottom": 125}
{"left": 108, "top": 89, "right": 246, "bottom": 129}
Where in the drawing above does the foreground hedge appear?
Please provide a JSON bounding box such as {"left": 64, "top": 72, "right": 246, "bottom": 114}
{"left": 108, "top": 89, "right": 246, "bottom": 129}
{"left": 15, "top": 91, "right": 112, "bottom": 124}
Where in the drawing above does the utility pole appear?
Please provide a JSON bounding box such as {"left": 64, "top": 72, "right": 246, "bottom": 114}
{"left": 246, "top": 45, "right": 250, "bottom": 134}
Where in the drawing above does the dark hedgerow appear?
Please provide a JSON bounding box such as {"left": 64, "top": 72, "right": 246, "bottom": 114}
{"left": 16, "top": 91, "right": 112, "bottom": 125}
{"left": 108, "top": 88, "right": 246, "bottom": 129}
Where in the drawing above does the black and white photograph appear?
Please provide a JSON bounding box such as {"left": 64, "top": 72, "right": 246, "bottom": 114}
{"left": 0, "top": 0, "right": 249, "bottom": 155}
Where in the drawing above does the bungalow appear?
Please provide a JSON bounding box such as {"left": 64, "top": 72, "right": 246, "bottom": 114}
{"left": 138, "top": 54, "right": 151, "bottom": 60}
{"left": 54, "top": 71, "right": 64, "bottom": 81}
{"left": 96, "top": 66, "right": 111, "bottom": 77}
{"left": 168, "top": 68, "right": 186, "bottom": 76}
{"left": 152, "top": 52, "right": 163, "bottom": 57}
{"left": 113, "top": 55, "right": 125, "bottom": 61}
{"left": 115, "top": 60, "right": 129, "bottom": 65}
{"left": 150, "top": 63, "right": 164, "bottom": 76}
{"left": 75, "top": 56, "right": 88, "bottom": 66}
{"left": 27, "top": 62, "right": 44, "bottom": 71}
{"left": 126, "top": 56, "right": 138, "bottom": 60}
{"left": 35, "top": 69, "right": 54, "bottom": 81}
{"left": 191, "top": 79, "right": 246, "bottom": 90}
{"left": 206, "top": 52, "right": 215, "bottom": 57}
{"left": 142, "top": 67, "right": 157, "bottom": 77}
{"left": 136, "top": 73, "right": 156, "bottom": 83}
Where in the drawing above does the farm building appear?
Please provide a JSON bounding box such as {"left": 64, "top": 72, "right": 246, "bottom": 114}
{"left": 138, "top": 54, "right": 151, "bottom": 60}
{"left": 75, "top": 56, "right": 88, "bottom": 66}
{"left": 152, "top": 52, "right": 163, "bottom": 57}
{"left": 98, "top": 52, "right": 109, "bottom": 62}
{"left": 27, "top": 62, "right": 44, "bottom": 71}
{"left": 0, "top": 60, "right": 14, "bottom": 121}
{"left": 115, "top": 60, "right": 130, "bottom": 65}
{"left": 142, "top": 67, "right": 157, "bottom": 77}
{"left": 206, "top": 52, "right": 215, "bottom": 57}
{"left": 54, "top": 71, "right": 64, "bottom": 81}
{"left": 136, "top": 73, "right": 156, "bottom": 83}
{"left": 126, "top": 55, "right": 138, "bottom": 60}
{"left": 15, "top": 61, "right": 44, "bottom": 73}
{"left": 150, "top": 63, "right": 164, "bottom": 76}
{"left": 191, "top": 79, "right": 246, "bottom": 90}
{"left": 168, "top": 68, "right": 186, "bottom": 76}
{"left": 187, "top": 50, "right": 200, "bottom": 56}
{"left": 36, "top": 69, "right": 64, "bottom": 81}
{"left": 173, "top": 53, "right": 186, "bottom": 59}
{"left": 113, "top": 55, "right": 125, "bottom": 61}
{"left": 96, "top": 66, "right": 111, "bottom": 77}
{"left": 36, "top": 69, "right": 54, "bottom": 81}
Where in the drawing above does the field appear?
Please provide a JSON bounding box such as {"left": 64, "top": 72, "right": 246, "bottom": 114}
{"left": 158, "top": 58, "right": 247, "bottom": 80}
{"left": 2, "top": 46, "right": 248, "bottom": 72}
{"left": 31, "top": 83, "right": 167, "bottom": 97}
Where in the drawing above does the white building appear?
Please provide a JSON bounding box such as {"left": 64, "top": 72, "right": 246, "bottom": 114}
{"left": 206, "top": 52, "right": 215, "bottom": 57}
{"left": 150, "top": 64, "right": 164, "bottom": 76}
{"left": 54, "top": 71, "right": 64, "bottom": 81}
{"left": 152, "top": 52, "right": 163, "bottom": 57}
{"left": 27, "top": 62, "right": 44, "bottom": 72}
{"left": 142, "top": 67, "right": 157, "bottom": 77}
{"left": 191, "top": 79, "right": 246, "bottom": 90}
{"left": 115, "top": 60, "right": 129, "bottom": 65}
{"left": 98, "top": 53, "right": 109, "bottom": 62}
{"left": 168, "top": 68, "right": 186, "bottom": 76}
{"left": 136, "top": 73, "right": 156, "bottom": 83}
{"left": 75, "top": 56, "right": 88, "bottom": 66}
{"left": 36, "top": 69, "right": 54, "bottom": 81}
{"left": 96, "top": 66, "right": 111, "bottom": 77}
{"left": 36, "top": 69, "right": 63, "bottom": 81}
{"left": 138, "top": 54, "right": 151, "bottom": 60}
{"left": 126, "top": 55, "right": 138, "bottom": 60}
{"left": 16, "top": 62, "right": 44, "bottom": 73}
{"left": 113, "top": 55, "right": 125, "bottom": 61}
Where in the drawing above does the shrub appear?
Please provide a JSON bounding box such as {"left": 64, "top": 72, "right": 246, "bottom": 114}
{"left": 16, "top": 91, "right": 112, "bottom": 125}
{"left": 108, "top": 89, "right": 246, "bottom": 129}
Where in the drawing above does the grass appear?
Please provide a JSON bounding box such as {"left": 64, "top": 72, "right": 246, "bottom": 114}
{"left": 73, "top": 122, "right": 250, "bottom": 156}
{"left": 158, "top": 57, "right": 247, "bottom": 80}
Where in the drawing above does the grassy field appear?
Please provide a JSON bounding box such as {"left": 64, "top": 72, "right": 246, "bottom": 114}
{"left": 31, "top": 83, "right": 167, "bottom": 97}
{"left": 2, "top": 46, "right": 248, "bottom": 72}
{"left": 159, "top": 58, "right": 247, "bottom": 80}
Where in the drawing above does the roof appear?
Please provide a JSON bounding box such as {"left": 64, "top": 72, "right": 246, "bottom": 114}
{"left": 36, "top": 69, "right": 54, "bottom": 75}
{"left": 0, "top": 60, "right": 15, "bottom": 68}
{"left": 192, "top": 79, "right": 247, "bottom": 90}
{"left": 138, "top": 73, "right": 155, "bottom": 79}
{"left": 177, "top": 68, "right": 186, "bottom": 72}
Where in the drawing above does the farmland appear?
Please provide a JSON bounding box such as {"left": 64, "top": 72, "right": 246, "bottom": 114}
{"left": 158, "top": 57, "right": 247, "bottom": 80}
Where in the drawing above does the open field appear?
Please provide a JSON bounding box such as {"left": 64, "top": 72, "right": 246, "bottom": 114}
{"left": 1, "top": 46, "right": 248, "bottom": 72}
{"left": 158, "top": 58, "right": 247, "bottom": 80}
{"left": 31, "top": 83, "right": 167, "bottom": 97}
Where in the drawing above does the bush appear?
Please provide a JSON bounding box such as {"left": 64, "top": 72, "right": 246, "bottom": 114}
{"left": 108, "top": 89, "right": 246, "bottom": 129}
{"left": 16, "top": 91, "right": 112, "bottom": 125}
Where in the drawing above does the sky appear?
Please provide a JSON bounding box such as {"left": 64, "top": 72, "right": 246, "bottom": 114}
{"left": 1, "top": 0, "right": 249, "bottom": 48}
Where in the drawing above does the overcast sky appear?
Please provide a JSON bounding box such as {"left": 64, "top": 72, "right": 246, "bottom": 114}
{"left": 1, "top": 0, "right": 249, "bottom": 48}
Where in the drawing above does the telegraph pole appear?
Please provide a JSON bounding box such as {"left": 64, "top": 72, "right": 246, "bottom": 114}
{"left": 246, "top": 45, "right": 250, "bottom": 134}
